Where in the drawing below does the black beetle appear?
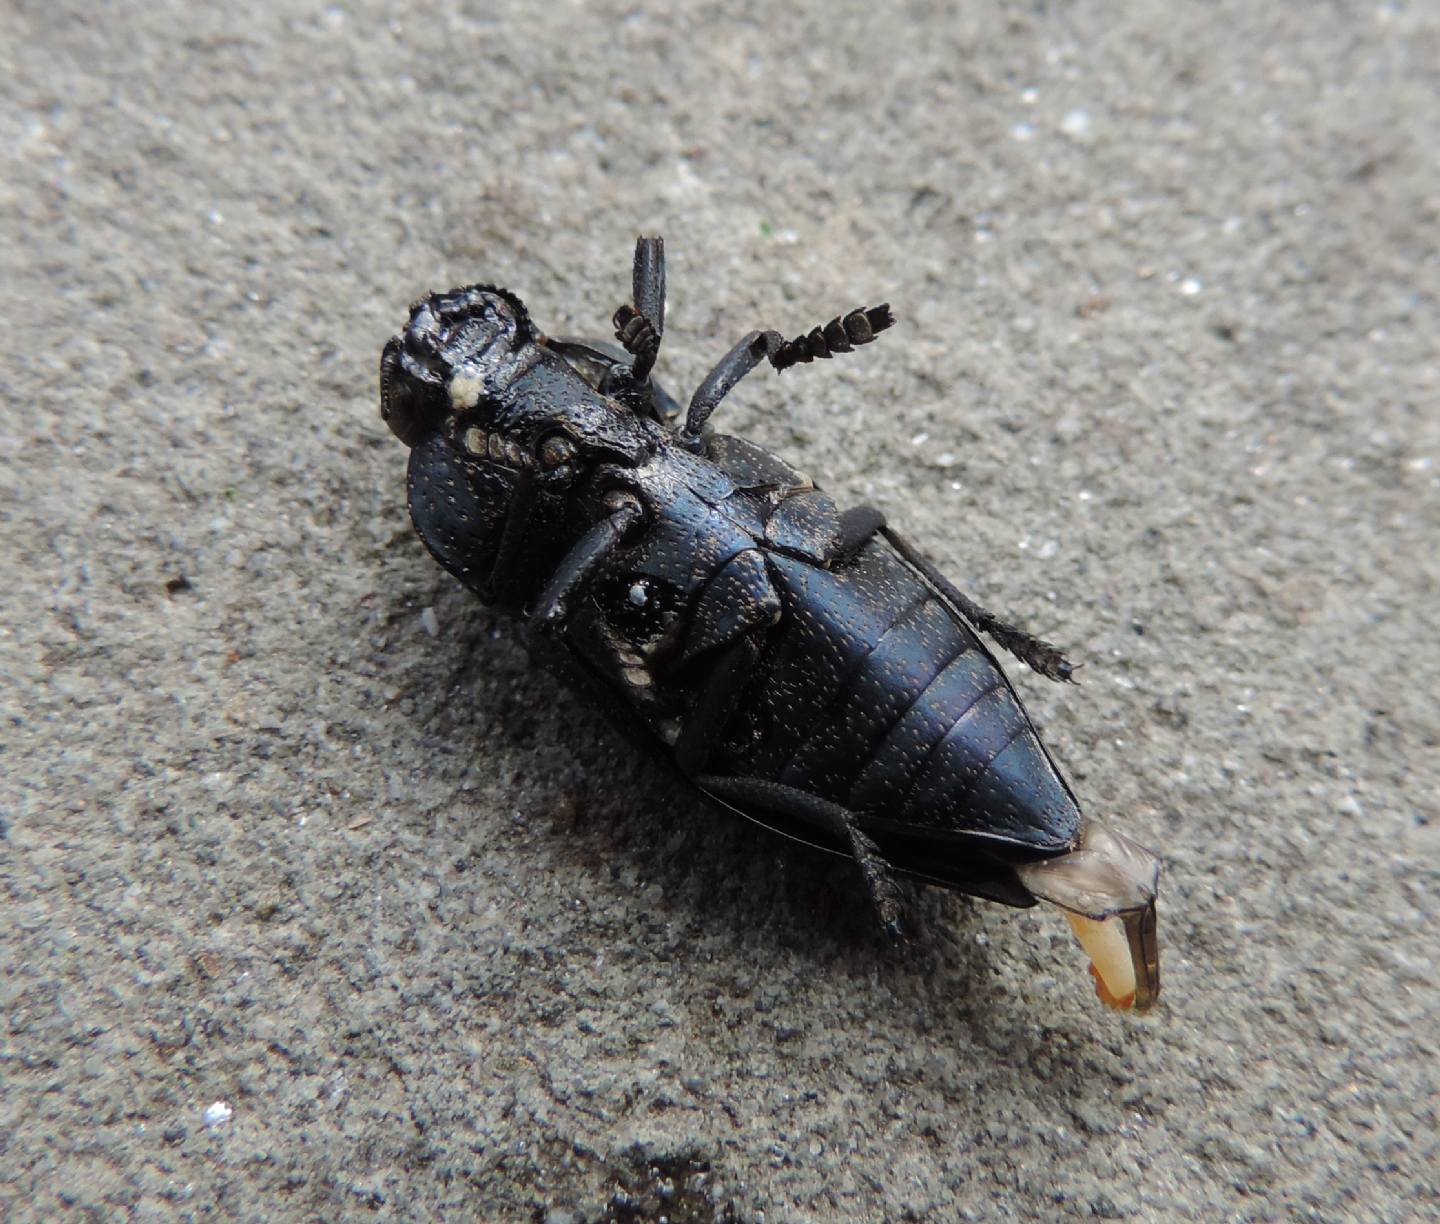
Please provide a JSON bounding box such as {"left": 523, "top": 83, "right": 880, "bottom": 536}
{"left": 380, "top": 238, "right": 1160, "bottom": 1011}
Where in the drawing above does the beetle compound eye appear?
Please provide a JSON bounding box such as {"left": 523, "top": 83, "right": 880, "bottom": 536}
{"left": 380, "top": 336, "right": 447, "bottom": 447}
{"left": 540, "top": 434, "right": 577, "bottom": 469}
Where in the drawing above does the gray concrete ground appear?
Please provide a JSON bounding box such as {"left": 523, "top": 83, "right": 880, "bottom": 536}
{"left": 3, "top": 2, "right": 1437, "bottom": 1220}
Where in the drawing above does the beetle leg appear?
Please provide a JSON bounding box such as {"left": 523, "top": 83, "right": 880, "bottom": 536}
{"left": 682, "top": 330, "right": 775, "bottom": 445}
{"left": 528, "top": 494, "right": 646, "bottom": 631}
{"left": 835, "top": 504, "right": 888, "bottom": 559}
{"left": 768, "top": 304, "right": 895, "bottom": 371}
{"left": 697, "top": 776, "right": 908, "bottom": 939}
{"left": 612, "top": 235, "right": 666, "bottom": 383}
{"left": 540, "top": 335, "right": 680, "bottom": 423}
{"left": 546, "top": 238, "right": 673, "bottom": 422}
{"left": 881, "top": 526, "right": 1079, "bottom": 683}
{"left": 682, "top": 305, "right": 895, "bottom": 446}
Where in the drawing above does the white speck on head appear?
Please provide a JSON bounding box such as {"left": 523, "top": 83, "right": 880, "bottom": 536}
{"left": 628, "top": 582, "right": 649, "bottom": 607}
{"left": 449, "top": 373, "right": 484, "bottom": 410}
{"left": 203, "top": 1101, "right": 232, "bottom": 1128}
{"left": 1179, "top": 277, "right": 1203, "bottom": 296}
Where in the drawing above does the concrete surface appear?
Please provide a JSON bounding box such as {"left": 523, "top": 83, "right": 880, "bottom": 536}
{"left": 3, "top": 2, "right": 1437, "bottom": 1220}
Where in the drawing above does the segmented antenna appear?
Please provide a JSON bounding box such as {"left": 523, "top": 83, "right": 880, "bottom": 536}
{"left": 769, "top": 304, "right": 895, "bottom": 371}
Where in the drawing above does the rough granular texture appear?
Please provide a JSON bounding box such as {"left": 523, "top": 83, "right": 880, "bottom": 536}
{"left": 3, "top": 2, "right": 1437, "bottom": 1220}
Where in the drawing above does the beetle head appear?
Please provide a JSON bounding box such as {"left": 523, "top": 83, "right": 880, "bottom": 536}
{"left": 380, "top": 285, "right": 537, "bottom": 447}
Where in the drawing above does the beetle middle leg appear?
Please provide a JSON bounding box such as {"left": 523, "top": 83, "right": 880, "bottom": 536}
{"left": 882, "top": 526, "right": 1078, "bottom": 683}
{"left": 697, "top": 775, "right": 908, "bottom": 939}
{"left": 670, "top": 549, "right": 782, "bottom": 767}
{"left": 528, "top": 493, "right": 646, "bottom": 630}
{"left": 672, "top": 635, "right": 763, "bottom": 773}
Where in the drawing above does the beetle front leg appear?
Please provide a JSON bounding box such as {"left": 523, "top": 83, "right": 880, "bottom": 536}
{"left": 576, "top": 236, "right": 673, "bottom": 421}
{"left": 612, "top": 235, "right": 666, "bottom": 382}
{"left": 697, "top": 775, "right": 908, "bottom": 939}
{"left": 882, "top": 526, "right": 1079, "bottom": 683}
{"left": 528, "top": 493, "right": 646, "bottom": 631}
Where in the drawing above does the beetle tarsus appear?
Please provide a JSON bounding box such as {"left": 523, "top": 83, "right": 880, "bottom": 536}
{"left": 770, "top": 304, "right": 895, "bottom": 371}
{"left": 613, "top": 304, "right": 661, "bottom": 377}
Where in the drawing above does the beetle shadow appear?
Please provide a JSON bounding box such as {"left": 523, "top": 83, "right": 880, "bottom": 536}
{"left": 587, "top": 773, "right": 1117, "bottom": 1103}
{"left": 394, "top": 597, "right": 1117, "bottom": 1099}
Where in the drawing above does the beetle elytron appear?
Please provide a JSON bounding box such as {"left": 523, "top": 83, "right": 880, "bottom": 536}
{"left": 380, "top": 238, "right": 1160, "bottom": 1011}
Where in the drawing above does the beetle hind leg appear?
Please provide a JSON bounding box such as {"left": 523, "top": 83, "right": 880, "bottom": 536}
{"left": 882, "top": 526, "right": 1079, "bottom": 683}
{"left": 697, "top": 775, "right": 909, "bottom": 939}
{"left": 835, "top": 504, "right": 888, "bottom": 560}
